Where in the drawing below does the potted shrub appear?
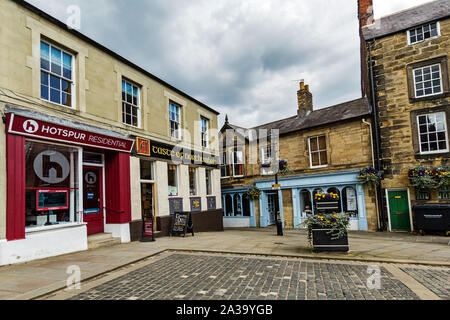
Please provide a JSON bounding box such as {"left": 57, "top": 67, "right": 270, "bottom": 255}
{"left": 408, "top": 166, "right": 439, "bottom": 190}
{"left": 314, "top": 191, "right": 340, "bottom": 211}
{"left": 358, "top": 166, "right": 383, "bottom": 189}
{"left": 301, "top": 213, "right": 350, "bottom": 252}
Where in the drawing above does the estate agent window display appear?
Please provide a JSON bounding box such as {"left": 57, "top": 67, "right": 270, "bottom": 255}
{"left": 25, "top": 140, "right": 81, "bottom": 229}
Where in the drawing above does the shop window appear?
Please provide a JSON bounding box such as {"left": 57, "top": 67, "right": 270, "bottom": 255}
{"left": 232, "top": 150, "right": 244, "bottom": 177}
{"left": 300, "top": 189, "right": 312, "bottom": 217}
{"left": 312, "top": 188, "right": 323, "bottom": 215}
{"left": 168, "top": 164, "right": 178, "bottom": 196}
{"left": 169, "top": 101, "right": 181, "bottom": 140}
{"left": 225, "top": 195, "right": 233, "bottom": 216}
{"left": 83, "top": 152, "right": 103, "bottom": 164}
{"left": 342, "top": 187, "right": 359, "bottom": 218}
{"left": 201, "top": 117, "right": 209, "bottom": 148}
{"left": 25, "top": 141, "right": 80, "bottom": 229}
{"left": 242, "top": 196, "right": 251, "bottom": 217}
{"left": 140, "top": 159, "right": 154, "bottom": 181}
{"left": 327, "top": 187, "right": 342, "bottom": 212}
{"left": 417, "top": 112, "right": 449, "bottom": 154}
{"left": 233, "top": 194, "right": 242, "bottom": 216}
{"left": 439, "top": 186, "right": 450, "bottom": 200}
{"left": 122, "top": 79, "right": 141, "bottom": 128}
{"left": 309, "top": 135, "right": 328, "bottom": 168}
{"left": 40, "top": 41, "right": 74, "bottom": 107}
{"left": 206, "top": 169, "right": 213, "bottom": 195}
{"left": 189, "top": 167, "right": 197, "bottom": 196}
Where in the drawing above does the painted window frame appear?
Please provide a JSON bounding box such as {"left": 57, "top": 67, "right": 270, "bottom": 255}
{"left": 169, "top": 101, "right": 182, "bottom": 140}
{"left": 416, "top": 111, "right": 449, "bottom": 155}
{"left": 413, "top": 63, "right": 443, "bottom": 98}
{"left": 201, "top": 116, "right": 209, "bottom": 148}
{"left": 205, "top": 169, "right": 213, "bottom": 195}
{"left": 167, "top": 164, "right": 178, "bottom": 197}
{"left": 407, "top": 21, "right": 440, "bottom": 45}
{"left": 121, "top": 78, "right": 141, "bottom": 128}
{"left": 220, "top": 151, "right": 230, "bottom": 179}
{"left": 40, "top": 40, "right": 76, "bottom": 109}
{"left": 260, "top": 143, "right": 275, "bottom": 175}
{"left": 308, "top": 135, "right": 328, "bottom": 168}
{"left": 188, "top": 166, "right": 198, "bottom": 196}
{"left": 232, "top": 149, "right": 244, "bottom": 178}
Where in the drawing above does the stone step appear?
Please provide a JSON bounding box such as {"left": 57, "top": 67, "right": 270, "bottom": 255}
{"left": 88, "top": 233, "right": 121, "bottom": 250}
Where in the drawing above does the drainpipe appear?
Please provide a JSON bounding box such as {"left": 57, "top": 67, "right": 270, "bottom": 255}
{"left": 368, "top": 39, "right": 387, "bottom": 231}
{"left": 362, "top": 118, "right": 381, "bottom": 230}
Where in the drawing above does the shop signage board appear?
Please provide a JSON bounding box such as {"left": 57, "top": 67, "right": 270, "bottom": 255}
{"left": 190, "top": 197, "right": 201, "bottom": 212}
{"left": 144, "top": 218, "right": 153, "bottom": 238}
{"left": 135, "top": 137, "right": 218, "bottom": 168}
{"left": 169, "top": 198, "right": 183, "bottom": 214}
{"left": 8, "top": 114, "right": 134, "bottom": 152}
{"left": 207, "top": 196, "right": 216, "bottom": 210}
{"left": 36, "top": 189, "right": 69, "bottom": 211}
{"left": 170, "top": 212, "right": 194, "bottom": 237}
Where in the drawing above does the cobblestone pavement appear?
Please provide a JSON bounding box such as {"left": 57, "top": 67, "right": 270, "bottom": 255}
{"left": 401, "top": 267, "right": 450, "bottom": 300}
{"left": 54, "top": 251, "right": 448, "bottom": 301}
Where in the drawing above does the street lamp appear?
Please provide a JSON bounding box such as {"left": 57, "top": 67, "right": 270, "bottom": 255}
{"left": 274, "top": 160, "right": 288, "bottom": 236}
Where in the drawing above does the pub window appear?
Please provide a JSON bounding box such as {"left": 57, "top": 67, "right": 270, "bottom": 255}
{"left": 189, "top": 167, "right": 197, "bottom": 196}
{"left": 232, "top": 149, "right": 244, "bottom": 177}
{"left": 140, "top": 160, "right": 154, "bottom": 181}
{"left": 206, "top": 169, "right": 213, "bottom": 195}
{"left": 309, "top": 135, "right": 328, "bottom": 168}
{"left": 233, "top": 194, "right": 242, "bottom": 216}
{"left": 168, "top": 164, "right": 178, "bottom": 196}
{"left": 413, "top": 64, "right": 443, "bottom": 98}
{"left": 417, "top": 112, "right": 449, "bottom": 154}
{"left": 122, "top": 79, "right": 141, "bottom": 128}
{"left": 438, "top": 186, "right": 450, "bottom": 200}
{"left": 201, "top": 117, "right": 209, "bottom": 148}
{"left": 221, "top": 151, "right": 230, "bottom": 178}
{"left": 25, "top": 140, "right": 80, "bottom": 229}
{"left": 408, "top": 22, "right": 440, "bottom": 45}
{"left": 40, "top": 41, "right": 74, "bottom": 108}
{"left": 169, "top": 101, "right": 181, "bottom": 140}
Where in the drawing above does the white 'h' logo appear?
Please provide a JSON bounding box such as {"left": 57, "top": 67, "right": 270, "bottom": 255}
{"left": 23, "top": 120, "right": 39, "bottom": 133}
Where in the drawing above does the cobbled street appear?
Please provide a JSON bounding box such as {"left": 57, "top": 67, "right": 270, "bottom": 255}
{"left": 43, "top": 251, "right": 449, "bottom": 301}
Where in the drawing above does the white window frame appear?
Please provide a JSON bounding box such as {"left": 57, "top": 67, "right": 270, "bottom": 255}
{"left": 260, "top": 145, "right": 275, "bottom": 175}
{"left": 413, "top": 63, "right": 443, "bottom": 98}
{"left": 40, "top": 40, "right": 76, "bottom": 109}
{"left": 140, "top": 159, "right": 155, "bottom": 183}
{"left": 408, "top": 21, "right": 440, "bottom": 45}
{"left": 308, "top": 135, "right": 328, "bottom": 168}
{"left": 188, "top": 167, "right": 198, "bottom": 196}
{"left": 169, "top": 101, "right": 182, "bottom": 140}
{"left": 206, "top": 169, "right": 213, "bottom": 195}
{"left": 168, "top": 164, "right": 179, "bottom": 197}
{"left": 417, "top": 112, "right": 449, "bottom": 155}
{"left": 121, "top": 79, "right": 141, "bottom": 128}
{"left": 220, "top": 151, "right": 230, "bottom": 179}
{"left": 232, "top": 149, "right": 244, "bottom": 178}
{"left": 201, "top": 117, "right": 209, "bottom": 148}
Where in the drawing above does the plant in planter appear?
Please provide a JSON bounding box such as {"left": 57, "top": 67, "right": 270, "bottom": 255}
{"left": 435, "top": 166, "right": 450, "bottom": 188}
{"left": 314, "top": 191, "right": 340, "bottom": 211}
{"left": 278, "top": 160, "right": 291, "bottom": 175}
{"left": 301, "top": 213, "right": 350, "bottom": 252}
{"left": 358, "top": 166, "right": 383, "bottom": 188}
{"left": 245, "top": 186, "right": 261, "bottom": 200}
{"left": 408, "top": 166, "right": 439, "bottom": 190}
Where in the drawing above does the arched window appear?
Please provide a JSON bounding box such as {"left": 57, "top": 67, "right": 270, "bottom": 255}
{"left": 300, "top": 189, "right": 312, "bottom": 217}
{"left": 242, "top": 195, "right": 251, "bottom": 217}
{"left": 312, "top": 188, "right": 323, "bottom": 215}
{"left": 327, "top": 187, "right": 342, "bottom": 212}
{"left": 225, "top": 195, "right": 233, "bottom": 216}
{"left": 233, "top": 194, "right": 242, "bottom": 216}
{"left": 342, "top": 187, "right": 358, "bottom": 217}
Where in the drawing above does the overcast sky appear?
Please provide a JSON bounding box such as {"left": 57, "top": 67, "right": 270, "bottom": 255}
{"left": 26, "top": 0, "right": 433, "bottom": 128}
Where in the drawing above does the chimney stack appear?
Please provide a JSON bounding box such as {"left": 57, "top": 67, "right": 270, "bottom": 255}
{"left": 297, "top": 81, "right": 313, "bottom": 117}
{"left": 358, "top": 0, "right": 374, "bottom": 99}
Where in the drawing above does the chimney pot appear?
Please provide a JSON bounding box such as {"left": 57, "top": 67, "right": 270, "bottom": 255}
{"left": 297, "top": 81, "right": 313, "bottom": 117}
{"left": 300, "top": 81, "right": 305, "bottom": 90}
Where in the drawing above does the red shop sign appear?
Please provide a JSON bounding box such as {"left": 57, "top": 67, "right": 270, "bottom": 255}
{"left": 144, "top": 219, "right": 153, "bottom": 238}
{"left": 8, "top": 114, "right": 134, "bottom": 152}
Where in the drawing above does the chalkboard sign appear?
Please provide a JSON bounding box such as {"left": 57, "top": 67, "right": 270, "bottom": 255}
{"left": 170, "top": 212, "right": 194, "bottom": 237}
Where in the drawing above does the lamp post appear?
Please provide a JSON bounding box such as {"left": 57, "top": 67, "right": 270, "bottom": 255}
{"left": 275, "top": 172, "right": 283, "bottom": 236}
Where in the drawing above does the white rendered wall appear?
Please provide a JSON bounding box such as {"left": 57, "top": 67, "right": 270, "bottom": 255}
{"left": 0, "top": 224, "right": 88, "bottom": 266}
{"left": 155, "top": 161, "right": 169, "bottom": 216}
{"left": 0, "top": 103, "right": 6, "bottom": 240}
{"left": 130, "top": 156, "right": 142, "bottom": 221}
{"left": 223, "top": 217, "right": 250, "bottom": 228}
{"left": 104, "top": 223, "right": 131, "bottom": 243}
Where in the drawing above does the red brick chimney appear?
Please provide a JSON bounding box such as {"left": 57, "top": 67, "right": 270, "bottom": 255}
{"left": 297, "top": 81, "right": 313, "bottom": 117}
{"left": 358, "top": 0, "right": 374, "bottom": 99}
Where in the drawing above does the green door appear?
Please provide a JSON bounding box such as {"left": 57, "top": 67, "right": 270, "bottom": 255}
{"left": 388, "top": 190, "right": 411, "bottom": 231}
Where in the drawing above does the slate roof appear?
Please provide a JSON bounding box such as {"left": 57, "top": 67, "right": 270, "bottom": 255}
{"left": 223, "top": 97, "right": 372, "bottom": 137}
{"left": 363, "top": 0, "right": 450, "bottom": 40}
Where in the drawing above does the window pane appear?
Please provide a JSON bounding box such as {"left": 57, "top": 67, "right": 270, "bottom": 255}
{"left": 318, "top": 136, "right": 326, "bottom": 150}
{"left": 168, "top": 165, "right": 178, "bottom": 196}
{"left": 50, "top": 88, "right": 61, "bottom": 104}
{"left": 320, "top": 151, "right": 328, "bottom": 165}
{"left": 51, "top": 47, "right": 62, "bottom": 75}
{"left": 61, "top": 79, "right": 71, "bottom": 94}
{"left": 310, "top": 138, "right": 318, "bottom": 151}
{"left": 50, "top": 75, "right": 60, "bottom": 89}
{"left": 311, "top": 153, "right": 319, "bottom": 166}
{"left": 41, "top": 85, "right": 49, "bottom": 100}
{"left": 61, "top": 93, "right": 71, "bottom": 107}
{"left": 189, "top": 167, "right": 197, "bottom": 196}
{"left": 41, "top": 71, "right": 49, "bottom": 86}
{"left": 140, "top": 160, "right": 154, "bottom": 180}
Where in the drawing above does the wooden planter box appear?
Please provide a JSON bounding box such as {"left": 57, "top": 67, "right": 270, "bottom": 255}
{"left": 312, "top": 227, "right": 349, "bottom": 253}
{"left": 315, "top": 201, "right": 340, "bottom": 211}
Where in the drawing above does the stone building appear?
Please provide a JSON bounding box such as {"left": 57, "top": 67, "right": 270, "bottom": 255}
{"left": 0, "top": 0, "right": 222, "bottom": 266}
{"left": 361, "top": 0, "right": 450, "bottom": 232}
{"left": 220, "top": 82, "right": 378, "bottom": 231}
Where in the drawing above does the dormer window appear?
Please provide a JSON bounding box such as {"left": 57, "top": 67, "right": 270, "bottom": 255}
{"left": 408, "top": 22, "right": 440, "bottom": 45}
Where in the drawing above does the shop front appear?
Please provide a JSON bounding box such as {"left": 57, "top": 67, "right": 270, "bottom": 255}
{"left": 0, "top": 107, "right": 134, "bottom": 266}
{"left": 129, "top": 137, "right": 223, "bottom": 240}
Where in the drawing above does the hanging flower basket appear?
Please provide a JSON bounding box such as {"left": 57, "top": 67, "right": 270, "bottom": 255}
{"left": 358, "top": 166, "right": 383, "bottom": 188}
{"left": 435, "top": 166, "right": 450, "bottom": 188}
{"left": 245, "top": 186, "right": 261, "bottom": 200}
{"left": 408, "top": 166, "right": 439, "bottom": 190}
{"left": 278, "top": 160, "right": 291, "bottom": 175}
